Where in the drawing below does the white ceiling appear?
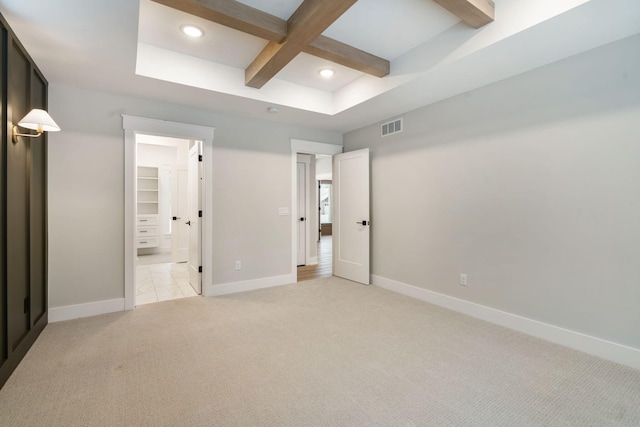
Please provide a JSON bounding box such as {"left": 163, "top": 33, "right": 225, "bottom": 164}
{"left": 0, "top": 0, "right": 639, "bottom": 133}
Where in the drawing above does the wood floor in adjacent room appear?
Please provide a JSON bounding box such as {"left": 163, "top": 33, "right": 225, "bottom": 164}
{"left": 297, "top": 235, "right": 332, "bottom": 282}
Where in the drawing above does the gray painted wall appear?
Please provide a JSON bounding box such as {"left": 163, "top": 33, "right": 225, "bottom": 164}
{"left": 47, "top": 85, "right": 341, "bottom": 309}
{"left": 344, "top": 35, "right": 640, "bottom": 349}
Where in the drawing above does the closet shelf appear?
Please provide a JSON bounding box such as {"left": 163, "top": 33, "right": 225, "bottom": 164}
{"left": 137, "top": 166, "right": 159, "bottom": 249}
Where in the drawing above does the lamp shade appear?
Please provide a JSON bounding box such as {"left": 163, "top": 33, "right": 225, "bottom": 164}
{"left": 17, "top": 109, "right": 61, "bottom": 133}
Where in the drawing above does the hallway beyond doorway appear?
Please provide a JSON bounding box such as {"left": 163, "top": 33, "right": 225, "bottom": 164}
{"left": 297, "top": 235, "right": 332, "bottom": 282}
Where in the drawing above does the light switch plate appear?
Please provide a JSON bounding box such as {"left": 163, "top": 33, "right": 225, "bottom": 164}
{"left": 279, "top": 207, "right": 290, "bottom": 216}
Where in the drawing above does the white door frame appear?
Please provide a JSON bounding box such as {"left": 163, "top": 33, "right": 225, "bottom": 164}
{"left": 296, "top": 154, "right": 311, "bottom": 266}
{"left": 123, "top": 115, "right": 214, "bottom": 309}
{"left": 187, "top": 141, "right": 203, "bottom": 294}
{"left": 290, "top": 139, "right": 342, "bottom": 277}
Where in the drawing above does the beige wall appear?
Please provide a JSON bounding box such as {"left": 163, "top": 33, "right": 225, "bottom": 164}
{"left": 344, "top": 35, "right": 640, "bottom": 349}
{"left": 47, "top": 85, "right": 342, "bottom": 308}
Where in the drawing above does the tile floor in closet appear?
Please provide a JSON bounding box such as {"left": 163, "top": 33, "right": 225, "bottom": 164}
{"left": 136, "top": 254, "right": 197, "bottom": 305}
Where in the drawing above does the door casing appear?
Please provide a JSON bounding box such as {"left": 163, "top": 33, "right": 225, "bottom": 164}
{"left": 123, "top": 116, "right": 214, "bottom": 309}
{"left": 296, "top": 154, "right": 311, "bottom": 266}
{"left": 187, "top": 141, "right": 202, "bottom": 294}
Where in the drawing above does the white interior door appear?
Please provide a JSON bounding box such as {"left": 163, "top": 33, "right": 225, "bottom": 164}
{"left": 296, "top": 160, "right": 306, "bottom": 266}
{"left": 188, "top": 142, "right": 202, "bottom": 294}
{"left": 171, "top": 168, "right": 189, "bottom": 263}
{"left": 333, "top": 148, "right": 370, "bottom": 284}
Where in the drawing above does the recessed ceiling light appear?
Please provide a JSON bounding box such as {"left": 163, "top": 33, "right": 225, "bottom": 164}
{"left": 180, "top": 25, "right": 204, "bottom": 38}
{"left": 318, "top": 68, "right": 335, "bottom": 78}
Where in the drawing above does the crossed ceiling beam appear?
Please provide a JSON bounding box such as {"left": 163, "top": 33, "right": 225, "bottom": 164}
{"left": 246, "top": 0, "right": 359, "bottom": 88}
{"left": 151, "top": 0, "right": 494, "bottom": 89}
{"left": 433, "top": 0, "right": 495, "bottom": 29}
{"left": 152, "top": 0, "right": 388, "bottom": 88}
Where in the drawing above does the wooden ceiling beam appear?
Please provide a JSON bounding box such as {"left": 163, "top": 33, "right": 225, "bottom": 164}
{"left": 153, "top": 0, "right": 390, "bottom": 87}
{"left": 432, "top": 0, "right": 495, "bottom": 29}
{"left": 152, "top": 0, "right": 390, "bottom": 86}
{"left": 245, "top": 0, "right": 358, "bottom": 88}
{"left": 152, "top": 0, "right": 287, "bottom": 42}
{"left": 303, "top": 36, "right": 389, "bottom": 78}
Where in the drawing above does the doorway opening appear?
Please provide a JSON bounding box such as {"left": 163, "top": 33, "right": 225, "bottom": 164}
{"left": 123, "top": 115, "right": 214, "bottom": 310}
{"left": 290, "top": 140, "right": 342, "bottom": 282}
{"left": 296, "top": 155, "right": 333, "bottom": 282}
{"left": 135, "top": 134, "right": 202, "bottom": 305}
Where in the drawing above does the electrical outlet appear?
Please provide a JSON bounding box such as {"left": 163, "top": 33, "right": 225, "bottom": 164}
{"left": 235, "top": 261, "right": 241, "bottom": 271}
{"left": 459, "top": 273, "right": 468, "bottom": 286}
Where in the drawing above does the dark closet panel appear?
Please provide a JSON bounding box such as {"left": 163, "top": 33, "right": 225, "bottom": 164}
{"left": 29, "top": 70, "right": 46, "bottom": 325}
{"left": 0, "top": 12, "right": 49, "bottom": 389}
{"left": 0, "top": 22, "right": 6, "bottom": 370}
{"left": 6, "top": 40, "right": 30, "bottom": 352}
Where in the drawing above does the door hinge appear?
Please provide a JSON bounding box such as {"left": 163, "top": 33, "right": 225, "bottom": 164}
{"left": 198, "top": 154, "right": 203, "bottom": 162}
{"left": 23, "top": 296, "right": 30, "bottom": 314}
{"left": 198, "top": 210, "right": 202, "bottom": 218}
{"left": 198, "top": 266, "right": 202, "bottom": 273}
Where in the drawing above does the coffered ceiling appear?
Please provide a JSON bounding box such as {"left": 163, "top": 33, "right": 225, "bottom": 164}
{"left": 135, "top": 0, "right": 464, "bottom": 113}
{"left": 0, "top": 0, "right": 639, "bottom": 132}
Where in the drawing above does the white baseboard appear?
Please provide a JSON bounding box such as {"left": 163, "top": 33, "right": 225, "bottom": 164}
{"left": 49, "top": 298, "right": 125, "bottom": 323}
{"left": 49, "top": 273, "right": 298, "bottom": 321}
{"left": 372, "top": 275, "right": 640, "bottom": 370}
{"left": 205, "top": 274, "right": 296, "bottom": 297}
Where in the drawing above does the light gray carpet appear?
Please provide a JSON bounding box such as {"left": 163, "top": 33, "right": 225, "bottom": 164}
{"left": 1, "top": 276, "right": 638, "bottom": 426}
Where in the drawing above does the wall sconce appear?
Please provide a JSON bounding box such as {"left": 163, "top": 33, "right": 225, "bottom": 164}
{"left": 12, "top": 109, "right": 61, "bottom": 143}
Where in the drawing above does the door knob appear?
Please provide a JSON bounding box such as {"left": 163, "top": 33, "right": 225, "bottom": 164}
{"left": 300, "top": 217, "right": 305, "bottom": 222}
{"left": 356, "top": 220, "right": 369, "bottom": 226}
{"left": 185, "top": 220, "right": 191, "bottom": 226}
{"left": 172, "top": 216, "right": 181, "bottom": 221}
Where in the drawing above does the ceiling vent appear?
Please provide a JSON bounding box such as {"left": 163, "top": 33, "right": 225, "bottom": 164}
{"left": 381, "top": 118, "right": 403, "bottom": 137}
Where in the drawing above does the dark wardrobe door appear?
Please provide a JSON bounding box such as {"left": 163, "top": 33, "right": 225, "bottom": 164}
{"left": 0, "top": 23, "right": 6, "bottom": 371}
{"left": 6, "top": 40, "right": 31, "bottom": 353}
{"left": 0, "top": 16, "right": 49, "bottom": 389}
{"left": 30, "top": 69, "right": 47, "bottom": 326}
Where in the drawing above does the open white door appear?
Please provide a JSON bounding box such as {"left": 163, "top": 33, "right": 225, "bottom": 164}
{"left": 171, "top": 168, "right": 189, "bottom": 263}
{"left": 187, "top": 142, "right": 202, "bottom": 294}
{"left": 333, "top": 148, "right": 370, "bottom": 284}
{"left": 296, "top": 160, "right": 306, "bottom": 266}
